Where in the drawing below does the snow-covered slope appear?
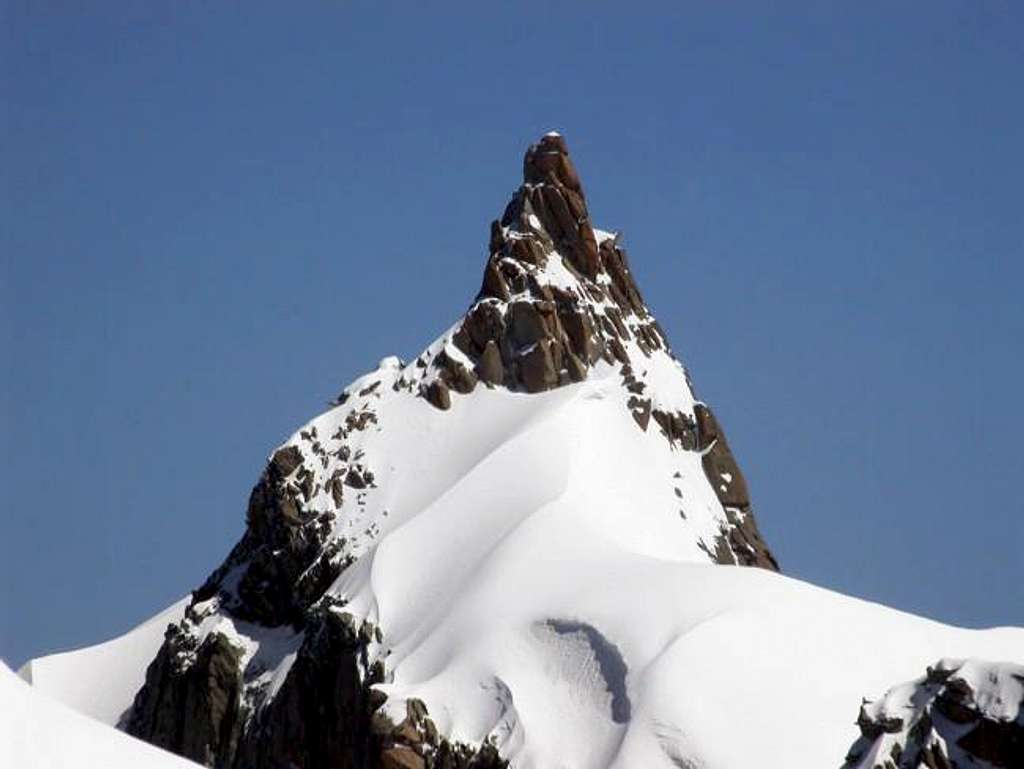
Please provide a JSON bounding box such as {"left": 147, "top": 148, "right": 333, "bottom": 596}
{"left": 18, "top": 597, "right": 188, "bottom": 725}
{"left": 364, "top": 560, "right": 1022, "bottom": 769}
{"left": 19, "top": 133, "right": 1024, "bottom": 769}
{"left": 0, "top": 661, "right": 200, "bottom": 769}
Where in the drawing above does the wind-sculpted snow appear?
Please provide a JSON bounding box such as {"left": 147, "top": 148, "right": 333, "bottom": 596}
{"left": 350, "top": 491, "right": 1023, "bottom": 768}
{"left": 541, "top": 620, "right": 631, "bottom": 725}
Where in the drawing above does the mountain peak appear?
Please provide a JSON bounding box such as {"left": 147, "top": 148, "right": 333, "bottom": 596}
{"left": 422, "top": 131, "right": 660, "bottom": 403}
{"left": 353, "top": 134, "right": 776, "bottom": 571}
{"left": 120, "top": 134, "right": 778, "bottom": 769}
{"left": 24, "top": 133, "right": 1024, "bottom": 769}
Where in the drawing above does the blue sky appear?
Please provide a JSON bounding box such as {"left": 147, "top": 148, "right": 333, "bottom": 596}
{"left": 2, "top": 3, "right": 1022, "bottom": 666}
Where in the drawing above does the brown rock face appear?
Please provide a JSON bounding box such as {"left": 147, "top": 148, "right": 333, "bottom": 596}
{"left": 424, "top": 380, "right": 451, "bottom": 411}
{"left": 476, "top": 340, "right": 504, "bottom": 386}
{"left": 519, "top": 339, "right": 558, "bottom": 392}
{"left": 507, "top": 301, "right": 548, "bottom": 348}
{"left": 231, "top": 611, "right": 379, "bottom": 769}
{"left": 126, "top": 628, "right": 244, "bottom": 766}
{"left": 692, "top": 403, "right": 777, "bottom": 570}
{"left": 427, "top": 133, "right": 671, "bottom": 405}
{"left": 695, "top": 404, "right": 751, "bottom": 509}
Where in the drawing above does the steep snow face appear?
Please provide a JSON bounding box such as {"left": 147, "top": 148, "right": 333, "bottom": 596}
{"left": 0, "top": 662, "right": 201, "bottom": 769}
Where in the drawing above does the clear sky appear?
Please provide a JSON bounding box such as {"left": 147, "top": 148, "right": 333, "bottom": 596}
{"left": 2, "top": 3, "right": 1022, "bottom": 667}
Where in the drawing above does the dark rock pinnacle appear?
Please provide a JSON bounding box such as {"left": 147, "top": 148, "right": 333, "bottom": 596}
{"left": 432, "top": 132, "right": 665, "bottom": 400}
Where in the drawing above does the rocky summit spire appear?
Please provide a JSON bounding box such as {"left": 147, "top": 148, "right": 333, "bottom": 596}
{"left": 416, "top": 131, "right": 667, "bottom": 405}
{"left": 516, "top": 132, "right": 600, "bottom": 278}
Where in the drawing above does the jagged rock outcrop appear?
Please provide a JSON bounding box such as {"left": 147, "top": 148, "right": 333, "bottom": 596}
{"left": 124, "top": 132, "right": 778, "bottom": 768}
{"left": 126, "top": 624, "right": 244, "bottom": 766}
{"left": 843, "top": 658, "right": 1024, "bottom": 769}
{"left": 693, "top": 404, "right": 777, "bottom": 570}
{"left": 438, "top": 133, "right": 669, "bottom": 398}
{"left": 127, "top": 602, "right": 504, "bottom": 769}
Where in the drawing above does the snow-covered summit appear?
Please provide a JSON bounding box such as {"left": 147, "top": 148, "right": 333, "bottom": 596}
{"left": 345, "top": 131, "right": 776, "bottom": 569}
{"left": 118, "top": 132, "right": 780, "bottom": 766}
{"left": 156, "top": 133, "right": 776, "bottom": 636}
{"left": 18, "top": 134, "right": 1024, "bottom": 769}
